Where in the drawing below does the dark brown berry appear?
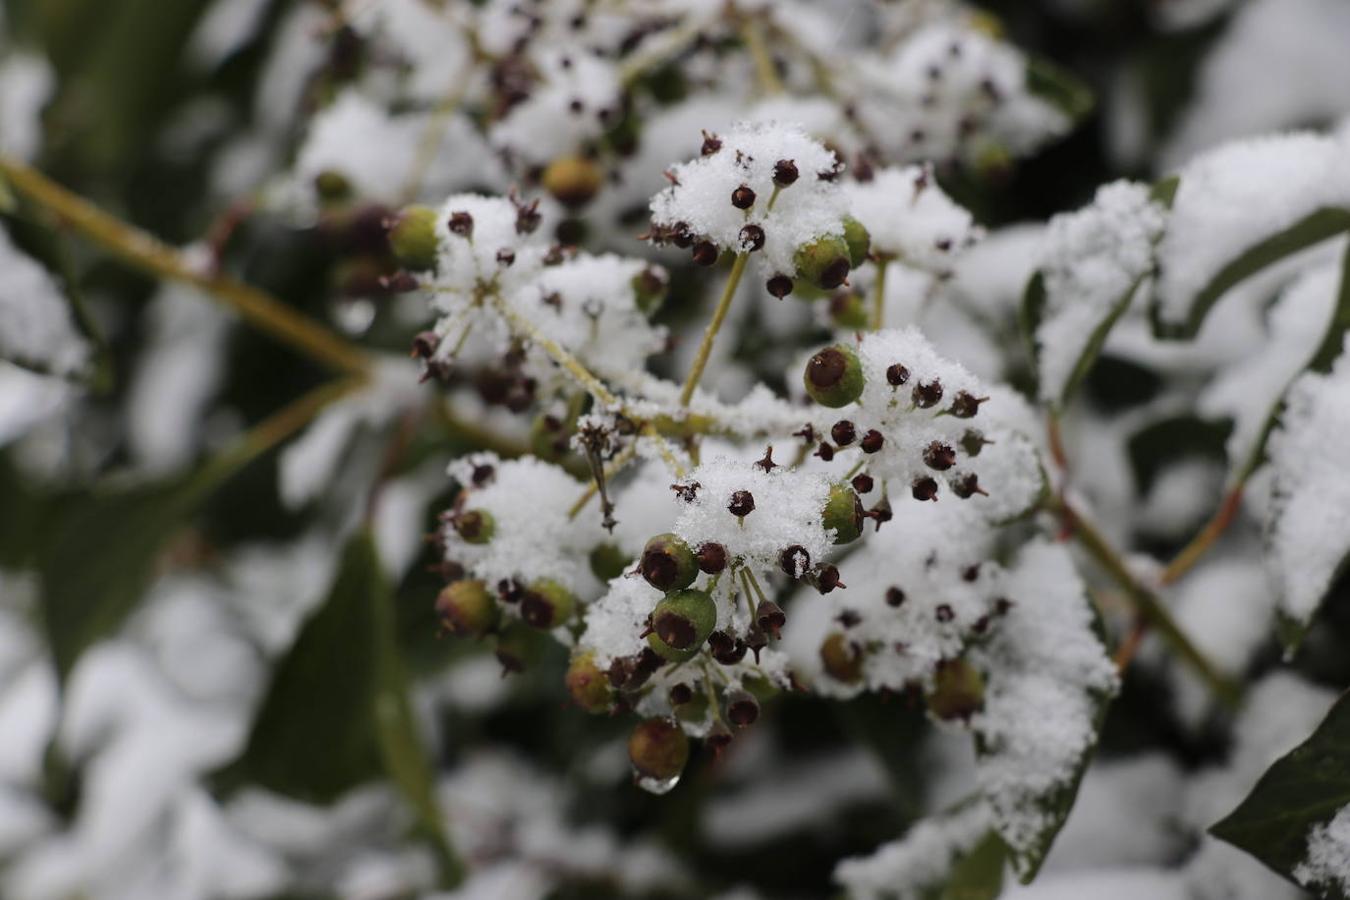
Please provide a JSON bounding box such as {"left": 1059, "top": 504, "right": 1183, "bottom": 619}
{"left": 773, "top": 159, "right": 799, "bottom": 186}
{"left": 886, "top": 363, "right": 910, "bottom": 386}
{"left": 731, "top": 184, "right": 756, "bottom": 209}
{"left": 669, "top": 683, "right": 694, "bottom": 706}
{"left": 935, "top": 603, "right": 955, "bottom": 623}
{"left": 691, "top": 241, "right": 719, "bottom": 266}
{"left": 815, "top": 564, "right": 845, "bottom": 594}
{"left": 815, "top": 442, "right": 835, "bottom": 462}
{"left": 766, "top": 274, "right": 794, "bottom": 298}
{"left": 860, "top": 430, "right": 884, "bottom": 453}
{"left": 950, "top": 391, "right": 988, "bottom": 418}
{"left": 950, "top": 472, "right": 987, "bottom": 498}
{"left": 701, "top": 131, "right": 722, "bottom": 155}
{"left": 960, "top": 429, "right": 990, "bottom": 457}
{"left": 755, "top": 600, "right": 786, "bottom": 639}
{"left": 912, "top": 379, "right": 943, "bottom": 408}
{"left": 709, "top": 630, "right": 747, "bottom": 665}
{"left": 739, "top": 223, "right": 766, "bottom": 251}
{"left": 912, "top": 477, "right": 939, "bottom": 502}
{"left": 779, "top": 545, "right": 811, "bottom": 579}
{"left": 696, "top": 542, "right": 728, "bottom": 574}
{"left": 923, "top": 441, "right": 957, "bottom": 471}
{"left": 885, "top": 586, "right": 906, "bottom": 607}
{"left": 831, "top": 420, "right": 857, "bottom": 446}
{"left": 448, "top": 211, "right": 473, "bottom": 237}
{"left": 851, "top": 473, "right": 874, "bottom": 494}
{"left": 728, "top": 490, "right": 755, "bottom": 518}
{"left": 706, "top": 720, "right": 735, "bottom": 751}
{"left": 726, "top": 690, "right": 760, "bottom": 727}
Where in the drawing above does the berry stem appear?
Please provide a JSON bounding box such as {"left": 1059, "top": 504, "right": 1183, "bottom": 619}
{"left": 679, "top": 252, "right": 750, "bottom": 406}
{"left": 871, "top": 256, "right": 890, "bottom": 330}
{"left": 739, "top": 18, "right": 784, "bottom": 96}
{"left": 487, "top": 290, "right": 621, "bottom": 408}
{"left": 1052, "top": 496, "right": 1240, "bottom": 706}
{"left": 0, "top": 156, "right": 371, "bottom": 378}
{"left": 569, "top": 443, "right": 638, "bottom": 518}
{"left": 1159, "top": 483, "right": 1244, "bottom": 586}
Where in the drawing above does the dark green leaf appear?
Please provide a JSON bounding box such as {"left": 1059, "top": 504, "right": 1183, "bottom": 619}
{"left": 1026, "top": 57, "right": 1093, "bottom": 122}
{"left": 1211, "top": 689, "right": 1350, "bottom": 898}
{"left": 1156, "top": 206, "right": 1350, "bottom": 339}
{"left": 941, "top": 830, "right": 1007, "bottom": 900}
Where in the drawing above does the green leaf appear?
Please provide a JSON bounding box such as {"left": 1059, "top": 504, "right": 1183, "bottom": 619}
{"left": 1157, "top": 206, "right": 1350, "bottom": 340}
{"left": 940, "top": 830, "right": 1007, "bottom": 900}
{"left": 38, "top": 462, "right": 232, "bottom": 681}
{"left": 227, "top": 531, "right": 461, "bottom": 884}
{"left": 1025, "top": 56, "right": 1093, "bottom": 122}
{"left": 1211, "top": 689, "right": 1350, "bottom": 898}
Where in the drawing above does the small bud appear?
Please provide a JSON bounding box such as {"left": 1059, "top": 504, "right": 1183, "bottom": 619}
{"left": 815, "top": 442, "right": 835, "bottom": 462}
{"left": 773, "top": 159, "right": 799, "bottom": 186}
{"left": 886, "top": 363, "right": 910, "bottom": 386}
{"left": 453, "top": 509, "right": 495, "bottom": 544}
{"left": 731, "top": 184, "right": 757, "bottom": 209}
{"left": 589, "top": 542, "right": 629, "bottom": 581}
{"left": 823, "top": 483, "right": 865, "bottom": 545}
{"left": 841, "top": 216, "right": 871, "bottom": 267}
{"left": 648, "top": 588, "right": 717, "bottom": 659}
{"left": 950, "top": 472, "right": 988, "bottom": 498}
{"left": 766, "top": 274, "right": 795, "bottom": 298}
{"left": 755, "top": 600, "right": 786, "bottom": 639}
{"left": 950, "top": 391, "right": 987, "bottom": 418}
{"left": 912, "top": 378, "right": 943, "bottom": 408}
{"left": 851, "top": 473, "right": 874, "bottom": 494}
{"left": 831, "top": 420, "right": 857, "bottom": 446}
{"left": 911, "top": 477, "right": 939, "bottom": 502}
{"left": 566, "top": 652, "right": 614, "bottom": 713}
{"left": 389, "top": 206, "right": 439, "bottom": 271}
{"left": 923, "top": 440, "right": 957, "bottom": 471}
{"left": 631, "top": 266, "right": 669, "bottom": 315}
{"left": 696, "top": 542, "right": 728, "bottom": 574}
{"left": 793, "top": 234, "right": 852, "bottom": 289}
{"left": 959, "top": 429, "right": 991, "bottom": 457}
{"left": 691, "top": 240, "right": 720, "bottom": 266}
{"left": 935, "top": 603, "right": 955, "bottom": 623}
{"left": 726, "top": 690, "right": 760, "bottom": 727}
{"left": 411, "top": 331, "right": 439, "bottom": 359}
{"left": 435, "top": 580, "right": 498, "bottom": 638}
{"left": 520, "top": 579, "right": 577, "bottom": 629}
{"left": 447, "top": 211, "right": 474, "bottom": 238}
{"left": 779, "top": 544, "right": 811, "bottom": 579}
{"left": 629, "top": 717, "right": 690, "bottom": 781}
{"left": 885, "top": 586, "right": 906, "bottom": 607}
{"left": 820, "top": 633, "right": 863, "bottom": 683}
{"left": 927, "top": 658, "right": 985, "bottom": 722}
{"left": 640, "top": 533, "right": 699, "bottom": 591}
{"left": 860, "top": 430, "right": 884, "bottom": 453}
{"left": 701, "top": 132, "right": 723, "bottom": 155}
{"left": 728, "top": 490, "right": 756, "bottom": 518}
{"left": 815, "top": 564, "right": 846, "bottom": 594}
{"left": 803, "top": 344, "right": 865, "bottom": 408}
{"left": 739, "top": 223, "right": 766, "bottom": 252}
{"left": 541, "top": 155, "right": 603, "bottom": 207}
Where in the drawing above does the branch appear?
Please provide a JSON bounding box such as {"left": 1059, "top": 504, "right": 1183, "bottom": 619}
{"left": 679, "top": 252, "right": 750, "bottom": 406}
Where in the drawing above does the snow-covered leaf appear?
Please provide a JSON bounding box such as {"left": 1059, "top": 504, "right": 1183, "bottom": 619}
{"left": 1212, "top": 688, "right": 1350, "bottom": 899}
{"left": 833, "top": 801, "right": 997, "bottom": 900}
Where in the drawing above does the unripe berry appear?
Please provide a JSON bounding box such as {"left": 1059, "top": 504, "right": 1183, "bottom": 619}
{"left": 828, "top": 290, "right": 869, "bottom": 329}
{"left": 520, "top": 579, "right": 576, "bottom": 629}
{"left": 926, "top": 658, "right": 985, "bottom": 722}
{"left": 649, "top": 588, "right": 716, "bottom": 653}
{"left": 820, "top": 633, "right": 863, "bottom": 684}
{"left": 529, "top": 414, "right": 571, "bottom": 462}
{"left": 631, "top": 266, "right": 668, "bottom": 315}
{"left": 388, "top": 206, "right": 438, "bottom": 271}
{"left": 726, "top": 689, "right": 760, "bottom": 727}
{"left": 803, "top": 344, "right": 865, "bottom": 408}
{"left": 629, "top": 718, "right": 689, "bottom": 781}
{"left": 435, "top": 579, "right": 498, "bottom": 638}
{"left": 314, "top": 170, "right": 353, "bottom": 204}
{"left": 566, "top": 651, "right": 614, "bottom": 713}
{"left": 793, "top": 233, "right": 851, "bottom": 289}
{"left": 494, "top": 623, "right": 541, "bottom": 674}
{"left": 640, "top": 533, "right": 699, "bottom": 591}
{"left": 841, "top": 216, "right": 871, "bottom": 267}
{"left": 541, "top": 155, "right": 603, "bottom": 208}
{"left": 823, "top": 483, "right": 865, "bottom": 545}
{"left": 589, "top": 542, "right": 629, "bottom": 581}
{"left": 453, "top": 509, "right": 495, "bottom": 544}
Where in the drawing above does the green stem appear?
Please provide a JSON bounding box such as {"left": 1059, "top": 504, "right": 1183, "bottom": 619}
{"left": 487, "top": 291, "right": 620, "bottom": 408}
{"left": 872, "top": 257, "right": 889, "bottom": 330}
{"left": 679, "top": 252, "right": 750, "bottom": 406}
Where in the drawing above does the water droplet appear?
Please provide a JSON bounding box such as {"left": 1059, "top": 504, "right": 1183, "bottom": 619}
{"left": 634, "top": 772, "right": 680, "bottom": 795}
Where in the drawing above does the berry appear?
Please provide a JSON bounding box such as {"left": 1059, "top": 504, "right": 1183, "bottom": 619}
{"left": 841, "top": 216, "right": 871, "bottom": 267}
{"left": 803, "top": 344, "right": 865, "bottom": 408}
{"left": 435, "top": 580, "right": 498, "bottom": 638}
{"left": 566, "top": 652, "right": 613, "bottom": 713}
{"left": 927, "top": 658, "right": 985, "bottom": 722}
{"left": 779, "top": 544, "right": 811, "bottom": 579}
{"left": 923, "top": 441, "right": 957, "bottom": 471}
{"left": 831, "top": 420, "right": 857, "bottom": 446}
{"left": 726, "top": 690, "right": 760, "bottom": 727}
{"left": 755, "top": 600, "right": 786, "bottom": 639}
{"left": 766, "top": 274, "right": 795, "bottom": 298}
{"left": 709, "top": 630, "right": 748, "bottom": 665}
{"left": 650, "top": 589, "right": 717, "bottom": 653}
{"left": 589, "top": 543, "right": 629, "bottom": 581}
{"left": 950, "top": 391, "right": 988, "bottom": 418}
{"left": 815, "top": 564, "right": 846, "bottom": 594}
{"left": 629, "top": 718, "right": 690, "bottom": 781}
{"left": 696, "top": 542, "right": 728, "bottom": 574}
{"left": 951, "top": 472, "right": 987, "bottom": 498}
{"left": 389, "top": 206, "right": 439, "bottom": 271}
{"left": 828, "top": 290, "right": 869, "bottom": 329}
{"left": 640, "top": 533, "right": 699, "bottom": 591}
{"left": 541, "top": 155, "right": 602, "bottom": 207}
{"left": 728, "top": 490, "right": 756, "bottom": 518}
{"left": 691, "top": 240, "right": 719, "bottom": 266}
{"left": 820, "top": 633, "right": 863, "bottom": 684}
{"left": 520, "top": 579, "right": 576, "bottom": 629}
{"left": 793, "top": 234, "right": 851, "bottom": 289}
{"left": 739, "top": 223, "right": 766, "bottom": 252}
{"left": 859, "top": 429, "right": 885, "bottom": 453}
{"left": 851, "top": 473, "right": 874, "bottom": 494}
{"left": 911, "top": 477, "right": 939, "bottom": 502}
{"left": 453, "top": 509, "right": 495, "bottom": 544}
{"left": 960, "top": 429, "right": 990, "bottom": 457}
{"left": 886, "top": 363, "right": 910, "bottom": 386}
{"left": 731, "top": 184, "right": 757, "bottom": 209}
{"left": 447, "top": 210, "right": 474, "bottom": 237}
{"left": 823, "top": 483, "right": 865, "bottom": 545}
{"left": 773, "top": 159, "right": 799, "bottom": 186}
{"left": 631, "top": 267, "right": 669, "bottom": 315}
{"left": 885, "top": 586, "right": 906, "bottom": 607}
{"left": 912, "top": 379, "right": 943, "bottom": 408}
{"left": 314, "top": 170, "right": 352, "bottom": 204}
{"left": 494, "top": 624, "right": 539, "bottom": 674}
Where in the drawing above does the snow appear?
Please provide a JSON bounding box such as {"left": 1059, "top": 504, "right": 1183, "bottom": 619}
{"left": 843, "top": 165, "right": 981, "bottom": 274}
{"left": 0, "top": 228, "right": 90, "bottom": 377}
{"left": 833, "top": 802, "right": 990, "bottom": 900}
{"left": 1295, "top": 804, "right": 1350, "bottom": 896}
{"left": 0, "top": 50, "right": 54, "bottom": 161}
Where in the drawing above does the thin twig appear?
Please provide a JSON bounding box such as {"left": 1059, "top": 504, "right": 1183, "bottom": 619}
{"left": 679, "top": 253, "right": 750, "bottom": 406}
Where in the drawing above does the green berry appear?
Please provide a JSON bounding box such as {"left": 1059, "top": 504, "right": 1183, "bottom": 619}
{"left": 640, "top": 533, "right": 698, "bottom": 592}
{"left": 542, "top": 155, "right": 603, "bottom": 208}
{"left": 628, "top": 717, "right": 690, "bottom": 781}
{"left": 453, "top": 509, "right": 495, "bottom": 544}
{"left": 841, "top": 216, "right": 871, "bottom": 268}
{"left": 529, "top": 414, "right": 572, "bottom": 463}
{"left": 793, "top": 233, "right": 852, "bottom": 289}
{"left": 389, "top": 205, "right": 438, "bottom": 271}
{"left": 313, "top": 169, "right": 352, "bottom": 205}
{"left": 927, "top": 658, "right": 985, "bottom": 721}
{"left": 589, "top": 543, "right": 629, "bottom": 581}
{"left": 566, "top": 652, "right": 613, "bottom": 713}
{"left": 651, "top": 589, "right": 716, "bottom": 651}
{"left": 823, "top": 483, "right": 865, "bottom": 545}
{"left": 434, "top": 579, "right": 498, "bottom": 638}
{"left": 803, "top": 344, "right": 865, "bottom": 408}
{"left": 631, "top": 266, "right": 669, "bottom": 316}
{"left": 520, "top": 578, "right": 576, "bottom": 629}
{"left": 828, "top": 290, "right": 869, "bottom": 329}
{"left": 820, "top": 633, "right": 863, "bottom": 684}
{"left": 495, "top": 623, "right": 542, "bottom": 674}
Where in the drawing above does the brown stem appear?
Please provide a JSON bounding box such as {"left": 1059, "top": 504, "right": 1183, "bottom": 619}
{"left": 1159, "top": 484, "right": 1245, "bottom": 586}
